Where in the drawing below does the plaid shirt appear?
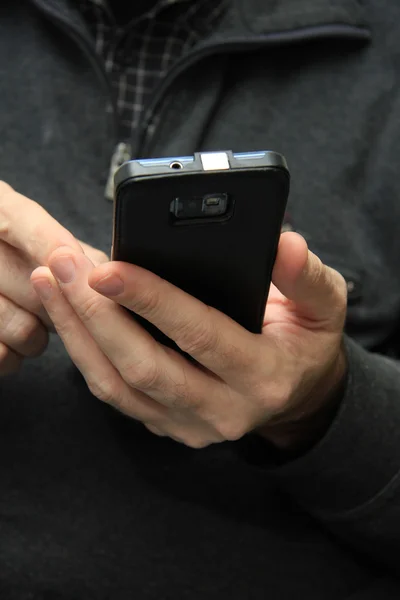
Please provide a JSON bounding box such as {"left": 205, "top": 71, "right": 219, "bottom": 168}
{"left": 78, "top": 0, "right": 227, "bottom": 142}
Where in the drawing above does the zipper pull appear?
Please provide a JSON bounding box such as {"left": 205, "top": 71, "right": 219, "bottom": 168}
{"left": 105, "top": 142, "right": 132, "bottom": 201}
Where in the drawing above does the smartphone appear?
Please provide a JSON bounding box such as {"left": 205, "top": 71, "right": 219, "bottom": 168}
{"left": 112, "top": 150, "right": 290, "bottom": 350}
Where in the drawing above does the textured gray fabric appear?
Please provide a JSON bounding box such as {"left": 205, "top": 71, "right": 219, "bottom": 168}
{"left": 0, "top": 0, "right": 399, "bottom": 596}
{"left": 275, "top": 336, "right": 400, "bottom": 571}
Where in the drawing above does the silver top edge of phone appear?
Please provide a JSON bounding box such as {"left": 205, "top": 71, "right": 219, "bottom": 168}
{"left": 114, "top": 150, "right": 288, "bottom": 193}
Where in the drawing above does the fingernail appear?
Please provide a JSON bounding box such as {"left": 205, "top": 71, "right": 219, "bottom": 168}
{"left": 91, "top": 274, "right": 124, "bottom": 296}
{"left": 50, "top": 256, "right": 76, "bottom": 284}
{"left": 32, "top": 278, "right": 53, "bottom": 301}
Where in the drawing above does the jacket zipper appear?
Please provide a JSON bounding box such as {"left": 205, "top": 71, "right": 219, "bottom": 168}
{"left": 30, "top": 0, "right": 127, "bottom": 199}
{"left": 31, "top": 0, "right": 120, "bottom": 140}
{"left": 104, "top": 142, "right": 132, "bottom": 200}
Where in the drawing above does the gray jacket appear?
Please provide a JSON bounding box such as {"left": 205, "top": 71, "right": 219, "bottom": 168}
{"left": 0, "top": 0, "right": 399, "bottom": 597}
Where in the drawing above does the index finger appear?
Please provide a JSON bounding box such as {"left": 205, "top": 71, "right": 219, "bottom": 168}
{"left": 89, "top": 261, "right": 262, "bottom": 384}
{"left": 0, "top": 181, "right": 82, "bottom": 264}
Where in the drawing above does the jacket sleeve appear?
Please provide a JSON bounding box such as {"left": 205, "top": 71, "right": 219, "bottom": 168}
{"left": 271, "top": 335, "right": 400, "bottom": 575}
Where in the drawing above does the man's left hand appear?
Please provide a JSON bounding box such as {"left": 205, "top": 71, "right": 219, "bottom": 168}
{"left": 31, "top": 232, "right": 347, "bottom": 451}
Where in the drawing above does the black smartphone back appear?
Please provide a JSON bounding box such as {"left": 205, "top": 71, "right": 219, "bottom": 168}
{"left": 113, "top": 151, "right": 289, "bottom": 348}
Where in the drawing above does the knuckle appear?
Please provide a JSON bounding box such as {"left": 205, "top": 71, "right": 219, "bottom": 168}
{"left": 86, "top": 375, "right": 119, "bottom": 406}
{"left": 258, "top": 379, "right": 291, "bottom": 415}
{"left": 265, "top": 396, "right": 286, "bottom": 420}
{"left": 12, "top": 314, "right": 41, "bottom": 347}
{"left": 0, "top": 295, "right": 46, "bottom": 355}
{"left": 175, "top": 312, "right": 217, "bottom": 356}
{"left": 78, "top": 294, "right": 107, "bottom": 324}
{"left": 124, "top": 357, "right": 160, "bottom": 390}
{"left": 132, "top": 286, "right": 162, "bottom": 319}
{"left": 185, "top": 436, "right": 211, "bottom": 450}
{"left": 170, "top": 386, "right": 195, "bottom": 411}
{"left": 216, "top": 419, "right": 248, "bottom": 442}
{"left": 0, "top": 244, "right": 42, "bottom": 313}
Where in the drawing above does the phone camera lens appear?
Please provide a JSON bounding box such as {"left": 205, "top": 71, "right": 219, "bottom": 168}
{"left": 202, "top": 193, "right": 228, "bottom": 216}
{"left": 204, "top": 196, "right": 221, "bottom": 207}
{"left": 170, "top": 193, "right": 230, "bottom": 220}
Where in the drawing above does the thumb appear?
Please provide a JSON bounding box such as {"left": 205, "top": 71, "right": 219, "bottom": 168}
{"left": 272, "top": 232, "right": 347, "bottom": 323}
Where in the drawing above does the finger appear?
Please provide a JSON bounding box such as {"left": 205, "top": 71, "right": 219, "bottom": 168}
{"left": 0, "top": 240, "right": 52, "bottom": 326}
{"left": 46, "top": 248, "right": 225, "bottom": 412}
{"left": 272, "top": 232, "right": 347, "bottom": 324}
{"left": 88, "top": 260, "right": 261, "bottom": 382}
{"left": 0, "top": 293, "right": 48, "bottom": 357}
{"left": 0, "top": 181, "right": 82, "bottom": 264}
{"left": 0, "top": 342, "right": 22, "bottom": 376}
{"left": 31, "top": 267, "right": 167, "bottom": 424}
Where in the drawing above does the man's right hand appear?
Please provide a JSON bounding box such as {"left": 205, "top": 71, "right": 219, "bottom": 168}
{"left": 0, "top": 181, "right": 108, "bottom": 376}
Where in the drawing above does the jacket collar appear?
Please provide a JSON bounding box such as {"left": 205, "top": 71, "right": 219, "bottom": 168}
{"left": 237, "top": 0, "right": 367, "bottom": 34}
{"left": 30, "top": 0, "right": 370, "bottom": 44}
